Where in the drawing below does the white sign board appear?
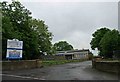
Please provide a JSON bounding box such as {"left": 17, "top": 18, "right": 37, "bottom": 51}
{"left": 6, "top": 39, "right": 23, "bottom": 59}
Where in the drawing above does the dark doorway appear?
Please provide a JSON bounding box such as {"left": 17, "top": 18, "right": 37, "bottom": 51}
{"left": 65, "top": 55, "right": 72, "bottom": 60}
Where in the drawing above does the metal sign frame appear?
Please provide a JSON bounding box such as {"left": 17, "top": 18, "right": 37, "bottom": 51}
{"left": 6, "top": 39, "right": 23, "bottom": 59}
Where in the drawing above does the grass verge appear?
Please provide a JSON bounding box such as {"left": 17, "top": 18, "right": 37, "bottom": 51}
{"left": 41, "top": 59, "right": 88, "bottom": 67}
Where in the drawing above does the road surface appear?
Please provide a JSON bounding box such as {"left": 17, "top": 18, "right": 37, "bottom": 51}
{"left": 2, "top": 61, "right": 119, "bottom": 80}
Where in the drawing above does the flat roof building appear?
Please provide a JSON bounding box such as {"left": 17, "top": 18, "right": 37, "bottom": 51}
{"left": 56, "top": 49, "right": 92, "bottom": 60}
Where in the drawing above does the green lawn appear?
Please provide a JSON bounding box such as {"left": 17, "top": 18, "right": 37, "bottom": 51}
{"left": 41, "top": 59, "right": 88, "bottom": 67}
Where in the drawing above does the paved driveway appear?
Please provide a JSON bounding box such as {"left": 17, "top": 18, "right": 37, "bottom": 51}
{"left": 2, "top": 61, "right": 119, "bottom": 80}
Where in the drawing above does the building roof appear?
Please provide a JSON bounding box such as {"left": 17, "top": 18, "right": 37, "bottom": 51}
{"left": 67, "top": 49, "right": 89, "bottom": 53}
{"left": 57, "top": 49, "right": 89, "bottom": 53}
{"left": 56, "top": 49, "right": 90, "bottom": 55}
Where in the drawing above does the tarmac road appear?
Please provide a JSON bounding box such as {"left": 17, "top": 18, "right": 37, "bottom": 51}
{"left": 2, "top": 61, "right": 119, "bottom": 80}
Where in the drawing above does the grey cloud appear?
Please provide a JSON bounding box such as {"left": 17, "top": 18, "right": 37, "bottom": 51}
{"left": 22, "top": 2, "right": 118, "bottom": 50}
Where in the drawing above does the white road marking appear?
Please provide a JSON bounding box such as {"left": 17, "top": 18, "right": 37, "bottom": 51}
{"left": 0, "top": 74, "right": 45, "bottom": 80}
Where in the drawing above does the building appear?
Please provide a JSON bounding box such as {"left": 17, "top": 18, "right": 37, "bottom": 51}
{"left": 56, "top": 49, "right": 92, "bottom": 60}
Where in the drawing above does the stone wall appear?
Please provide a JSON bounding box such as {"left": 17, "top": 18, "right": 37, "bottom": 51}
{"left": 2, "top": 60, "right": 42, "bottom": 71}
{"left": 92, "top": 60, "right": 120, "bottom": 74}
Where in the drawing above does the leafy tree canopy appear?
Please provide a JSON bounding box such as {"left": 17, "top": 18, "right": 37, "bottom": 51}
{"left": 53, "top": 41, "right": 73, "bottom": 51}
{"left": 90, "top": 27, "right": 120, "bottom": 58}
{"left": 90, "top": 27, "right": 110, "bottom": 50}
{"left": 99, "top": 29, "right": 120, "bottom": 58}
{"left": 1, "top": 1, "right": 53, "bottom": 60}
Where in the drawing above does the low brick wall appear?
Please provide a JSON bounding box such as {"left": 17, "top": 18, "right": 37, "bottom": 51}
{"left": 92, "top": 60, "right": 120, "bottom": 73}
{"left": 2, "top": 60, "right": 42, "bottom": 71}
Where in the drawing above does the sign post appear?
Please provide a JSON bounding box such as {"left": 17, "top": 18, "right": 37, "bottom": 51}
{"left": 6, "top": 39, "right": 23, "bottom": 59}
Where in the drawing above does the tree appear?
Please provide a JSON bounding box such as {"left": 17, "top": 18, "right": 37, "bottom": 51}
{"left": 1, "top": 1, "right": 53, "bottom": 59}
{"left": 53, "top": 41, "right": 73, "bottom": 51}
{"left": 90, "top": 27, "right": 110, "bottom": 50}
{"left": 90, "top": 27, "right": 120, "bottom": 58}
{"left": 30, "top": 19, "right": 53, "bottom": 55}
{"left": 99, "top": 29, "right": 120, "bottom": 58}
{"left": 1, "top": 1, "right": 33, "bottom": 59}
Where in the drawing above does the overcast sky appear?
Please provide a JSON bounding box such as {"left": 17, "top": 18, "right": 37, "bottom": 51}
{"left": 2, "top": 0, "right": 119, "bottom": 54}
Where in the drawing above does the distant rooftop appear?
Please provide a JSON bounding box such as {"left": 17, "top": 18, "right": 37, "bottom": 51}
{"left": 57, "top": 49, "right": 90, "bottom": 53}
